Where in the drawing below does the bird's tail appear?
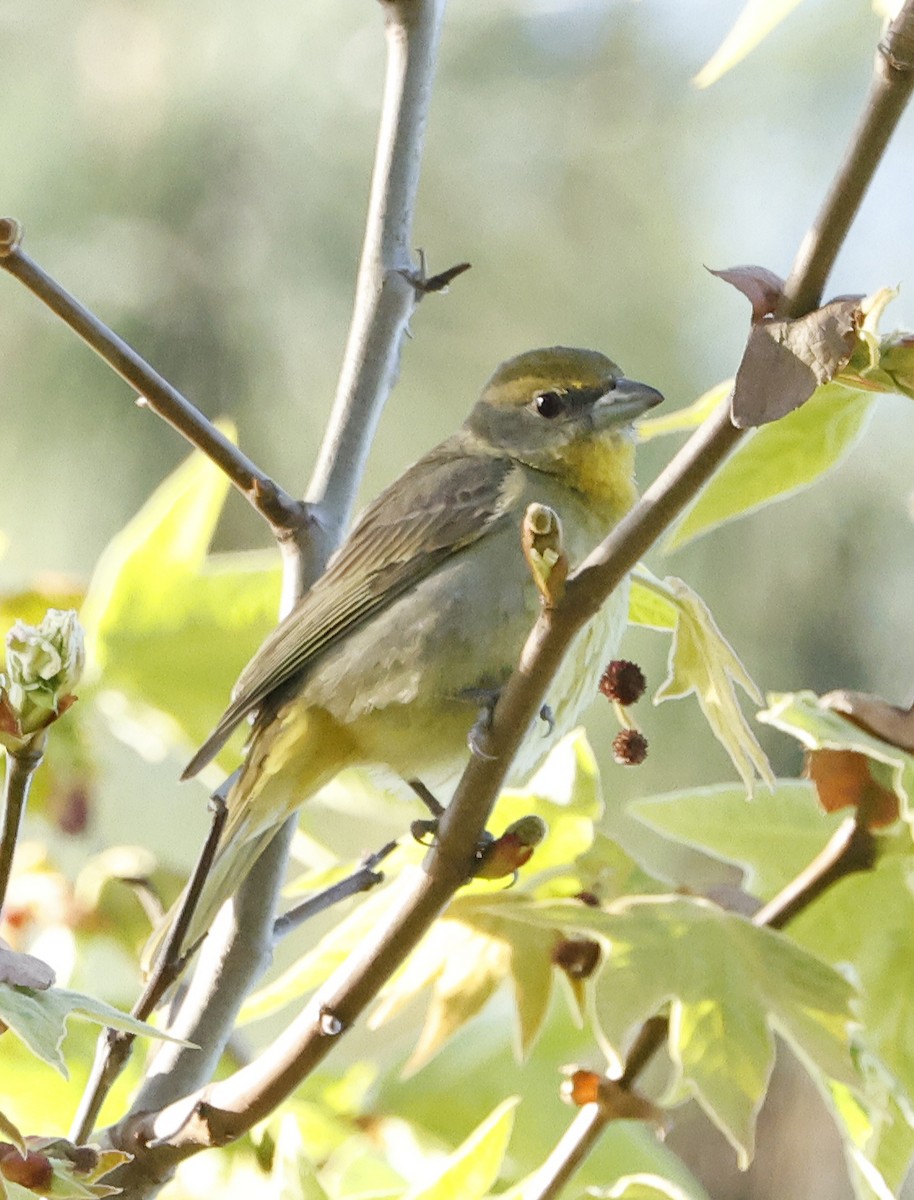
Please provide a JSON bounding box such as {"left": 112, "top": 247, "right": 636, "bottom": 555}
{"left": 143, "top": 704, "right": 354, "bottom": 973}
{"left": 141, "top": 803, "right": 276, "bottom": 974}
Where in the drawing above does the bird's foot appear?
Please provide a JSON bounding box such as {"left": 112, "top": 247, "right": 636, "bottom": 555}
{"left": 460, "top": 687, "right": 501, "bottom": 760}
{"left": 539, "top": 703, "right": 555, "bottom": 736}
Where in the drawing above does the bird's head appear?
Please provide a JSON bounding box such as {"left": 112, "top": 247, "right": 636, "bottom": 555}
{"left": 465, "top": 347, "right": 663, "bottom": 517}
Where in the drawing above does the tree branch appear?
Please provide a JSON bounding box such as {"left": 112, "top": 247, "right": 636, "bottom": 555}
{"left": 0, "top": 219, "right": 305, "bottom": 539}
{"left": 301, "top": 0, "right": 448, "bottom": 580}
{"left": 100, "top": 4, "right": 449, "bottom": 1185}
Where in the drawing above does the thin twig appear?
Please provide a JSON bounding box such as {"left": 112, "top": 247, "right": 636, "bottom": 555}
{"left": 272, "top": 840, "right": 397, "bottom": 940}
{"left": 0, "top": 737, "right": 46, "bottom": 915}
{"left": 0, "top": 218, "right": 305, "bottom": 538}
{"left": 69, "top": 796, "right": 229, "bottom": 1143}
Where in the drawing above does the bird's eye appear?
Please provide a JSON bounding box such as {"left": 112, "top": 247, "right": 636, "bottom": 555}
{"left": 533, "top": 390, "right": 564, "bottom": 418}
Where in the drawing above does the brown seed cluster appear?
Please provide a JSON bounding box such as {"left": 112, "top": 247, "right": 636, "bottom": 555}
{"left": 612, "top": 728, "right": 649, "bottom": 765}
{"left": 598, "top": 659, "right": 647, "bottom": 706}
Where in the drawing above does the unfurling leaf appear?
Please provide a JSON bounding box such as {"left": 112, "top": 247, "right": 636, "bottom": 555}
{"left": 805, "top": 748, "right": 899, "bottom": 827}
{"left": 820, "top": 689, "right": 914, "bottom": 754}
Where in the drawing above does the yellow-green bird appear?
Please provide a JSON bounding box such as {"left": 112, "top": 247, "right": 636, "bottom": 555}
{"left": 167, "top": 347, "right": 661, "bottom": 954}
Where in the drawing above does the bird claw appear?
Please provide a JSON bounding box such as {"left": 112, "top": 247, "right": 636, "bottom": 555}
{"left": 411, "top": 817, "right": 439, "bottom": 845}
{"left": 460, "top": 687, "right": 501, "bottom": 761}
{"left": 539, "top": 703, "right": 555, "bottom": 736}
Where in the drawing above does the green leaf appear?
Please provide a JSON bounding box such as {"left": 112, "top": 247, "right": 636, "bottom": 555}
{"left": 636, "top": 381, "right": 731, "bottom": 442}
{"left": 791, "top": 858, "right": 914, "bottom": 1115}
{"left": 80, "top": 433, "right": 280, "bottom": 764}
{"left": 271, "top": 1114, "right": 331, "bottom": 1200}
{"left": 401, "top": 1097, "right": 518, "bottom": 1200}
{"left": 0, "top": 984, "right": 188, "bottom": 1077}
{"left": 628, "top": 569, "right": 678, "bottom": 631}
{"left": 516, "top": 895, "right": 858, "bottom": 1167}
{"left": 0, "top": 1109, "right": 25, "bottom": 1153}
{"left": 240, "top": 868, "right": 413, "bottom": 1025}
{"left": 588, "top": 1176, "right": 700, "bottom": 1200}
{"left": 650, "top": 576, "right": 773, "bottom": 791}
{"left": 759, "top": 691, "right": 914, "bottom": 823}
{"left": 631, "top": 780, "right": 847, "bottom": 899}
{"left": 693, "top": 0, "right": 805, "bottom": 88}
{"left": 665, "top": 384, "right": 874, "bottom": 550}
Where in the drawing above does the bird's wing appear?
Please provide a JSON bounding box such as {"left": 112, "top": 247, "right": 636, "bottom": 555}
{"left": 183, "top": 447, "right": 519, "bottom": 778}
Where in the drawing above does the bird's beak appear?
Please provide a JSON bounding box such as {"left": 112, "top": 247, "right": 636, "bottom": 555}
{"left": 595, "top": 377, "right": 664, "bottom": 426}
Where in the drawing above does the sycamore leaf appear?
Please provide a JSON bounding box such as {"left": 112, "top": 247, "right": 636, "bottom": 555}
{"left": 708, "top": 265, "right": 786, "bottom": 323}
{"left": 641, "top": 574, "right": 772, "bottom": 791}
{"left": 401, "top": 1097, "right": 518, "bottom": 1200}
{"left": 631, "top": 780, "right": 846, "bottom": 900}
{"left": 240, "top": 867, "right": 415, "bottom": 1025}
{"left": 0, "top": 984, "right": 188, "bottom": 1077}
{"left": 628, "top": 569, "right": 678, "bottom": 631}
{"left": 759, "top": 691, "right": 914, "bottom": 825}
{"left": 665, "top": 383, "right": 874, "bottom": 549}
{"left": 80, "top": 430, "right": 280, "bottom": 765}
{"left": 371, "top": 904, "right": 513, "bottom": 1074}
{"left": 693, "top": 0, "right": 805, "bottom": 88}
{"left": 517, "top": 896, "right": 858, "bottom": 1168}
{"left": 791, "top": 857, "right": 914, "bottom": 1194}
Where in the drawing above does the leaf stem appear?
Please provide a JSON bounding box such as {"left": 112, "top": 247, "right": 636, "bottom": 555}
{"left": 0, "top": 737, "right": 46, "bottom": 916}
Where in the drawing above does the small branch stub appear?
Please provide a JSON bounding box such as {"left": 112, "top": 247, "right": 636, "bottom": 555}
{"left": 522, "top": 503, "right": 567, "bottom": 609}
{"left": 0, "top": 218, "right": 22, "bottom": 257}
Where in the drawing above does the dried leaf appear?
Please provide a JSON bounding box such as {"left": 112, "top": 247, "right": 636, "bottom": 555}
{"left": 708, "top": 265, "right": 786, "bottom": 322}
{"left": 820, "top": 690, "right": 914, "bottom": 754}
{"left": 731, "top": 296, "right": 863, "bottom": 428}
{"left": 804, "top": 749, "right": 900, "bottom": 827}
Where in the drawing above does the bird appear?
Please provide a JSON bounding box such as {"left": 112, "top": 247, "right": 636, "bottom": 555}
{"left": 157, "top": 347, "right": 662, "bottom": 960}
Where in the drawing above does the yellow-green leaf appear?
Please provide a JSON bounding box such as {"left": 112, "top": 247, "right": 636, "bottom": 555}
{"left": 650, "top": 576, "right": 772, "bottom": 791}
{"left": 80, "top": 432, "right": 280, "bottom": 764}
{"left": 401, "top": 1097, "right": 518, "bottom": 1200}
{"left": 693, "top": 0, "right": 805, "bottom": 89}
{"left": 665, "top": 384, "right": 874, "bottom": 550}
{"left": 636, "top": 381, "right": 731, "bottom": 442}
{"left": 517, "top": 895, "right": 857, "bottom": 1168}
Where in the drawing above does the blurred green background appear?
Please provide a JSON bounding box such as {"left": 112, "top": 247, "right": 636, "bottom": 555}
{"left": 2, "top": 0, "right": 913, "bottom": 865}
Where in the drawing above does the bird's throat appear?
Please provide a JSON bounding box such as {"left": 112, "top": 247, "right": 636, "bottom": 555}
{"left": 549, "top": 433, "right": 638, "bottom": 522}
